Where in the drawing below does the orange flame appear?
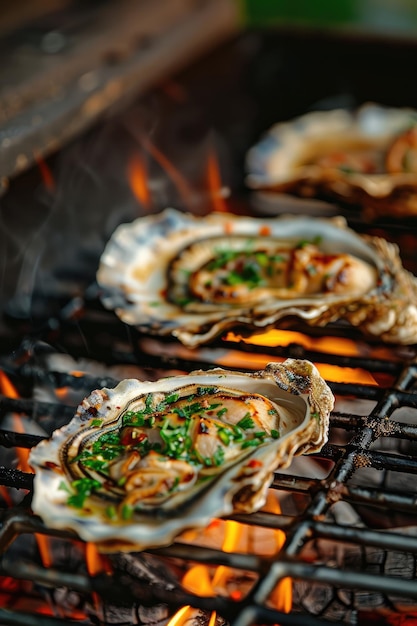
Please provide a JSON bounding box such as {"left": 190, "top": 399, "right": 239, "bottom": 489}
{"left": 34, "top": 152, "right": 55, "bottom": 192}
{"left": 128, "top": 152, "right": 151, "bottom": 210}
{"left": 55, "top": 387, "right": 70, "bottom": 401}
{"left": 173, "top": 520, "right": 244, "bottom": 625}
{"left": 206, "top": 149, "right": 228, "bottom": 213}
{"left": 85, "top": 542, "right": 113, "bottom": 576}
{"left": 182, "top": 565, "right": 215, "bottom": 597}
{"left": 0, "top": 371, "right": 32, "bottom": 473}
{"left": 211, "top": 520, "right": 241, "bottom": 589}
{"left": 139, "top": 134, "right": 195, "bottom": 210}
{"left": 177, "top": 493, "right": 293, "bottom": 625}
{"left": 85, "top": 542, "right": 113, "bottom": 613}
{"left": 225, "top": 330, "right": 378, "bottom": 385}
{"left": 167, "top": 604, "right": 192, "bottom": 625}
{"left": 0, "top": 371, "right": 56, "bottom": 572}
{"left": 263, "top": 492, "right": 292, "bottom": 613}
{"left": 36, "top": 534, "right": 53, "bottom": 568}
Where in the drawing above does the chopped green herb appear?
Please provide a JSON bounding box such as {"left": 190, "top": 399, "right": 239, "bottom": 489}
{"left": 255, "top": 252, "right": 269, "bottom": 267}
{"left": 231, "top": 425, "right": 244, "bottom": 442}
{"left": 197, "top": 386, "right": 217, "bottom": 396}
{"left": 216, "top": 407, "right": 228, "bottom": 418}
{"left": 212, "top": 446, "right": 225, "bottom": 466}
{"left": 67, "top": 477, "right": 101, "bottom": 509}
{"left": 241, "top": 438, "right": 262, "bottom": 449}
{"left": 106, "top": 505, "right": 118, "bottom": 520}
{"left": 90, "top": 418, "right": 103, "bottom": 427}
{"left": 271, "top": 429, "right": 280, "bottom": 439}
{"left": 160, "top": 416, "right": 193, "bottom": 460}
{"left": 295, "top": 236, "right": 322, "bottom": 249}
{"left": 207, "top": 402, "right": 222, "bottom": 411}
{"left": 123, "top": 411, "right": 146, "bottom": 426}
{"left": 173, "top": 297, "right": 193, "bottom": 307}
{"left": 169, "top": 476, "right": 180, "bottom": 492}
{"left": 165, "top": 392, "right": 180, "bottom": 404}
{"left": 58, "top": 481, "right": 71, "bottom": 494}
{"left": 217, "top": 427, "right": 231, "bottom": 446}
{"left": 237, "top": 414, "right": 255, "bottom": 430}
{"left": 81, "top": 457, "right": 109, "bottom": 472}
{"left": 121, "top": 504, "right": 134, "bottom": 520}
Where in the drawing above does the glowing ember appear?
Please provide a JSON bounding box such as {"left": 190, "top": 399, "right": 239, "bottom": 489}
{"left": 263, "top": 493, "right": 292, "bottom": 613}
{"left": 182, "top": 565, "right": 215, "bottom": 597}
{"left": 127, "top": 152, "right": 151, "bottom": 210}
{"left": 0, "top": 371, "right": 33, "bottom": 473}
{"left": 167, "top": 604, "right": 192, "bottom": 626}
{"left": 86, "top": 542, "right": 113, "bottom": 614}
{"left": 226, "top": 327, "right": 398, "bottom": 361}
{"left": 206, "top": 148, "right": 229, "bottom": 213}
{"left": 0, "top": 372, "right": 55, "bottom": 588}
{"left": 34, "top": 152, "right": 55, "bottom": 192}
{"left": 224, "top": 331, "right": 378, "bottom": 385}
{"left": 211, "top": 520, "right": 241, "bottom": 590}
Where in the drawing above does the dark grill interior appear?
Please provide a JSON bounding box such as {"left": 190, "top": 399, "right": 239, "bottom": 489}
{"left": 2, "top": 19, "right": 417, "bottom": 626}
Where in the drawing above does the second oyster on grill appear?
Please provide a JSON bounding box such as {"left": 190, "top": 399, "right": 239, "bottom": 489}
{"left": 97, "top": 208, "right": 417, "bottom": 346}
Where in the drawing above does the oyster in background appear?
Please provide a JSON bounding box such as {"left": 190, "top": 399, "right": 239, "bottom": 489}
{"left": 246, "top": 103, "right": 417, "bottom": 219}
{"left": 96, "top": 208, "right": 417, "bottom": 346}
{"left": 29, "top": 360, "right": 333, "bottom": 552}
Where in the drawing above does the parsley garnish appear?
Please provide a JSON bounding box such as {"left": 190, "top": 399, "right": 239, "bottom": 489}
{"left": 237, "top": 414, "right": 255, "bottom": 430}
{"left": 67, "top": 477, "right": 101, "bottom": 509}
{"left": 212, "top": 446, "right": 225, "bottom": 466}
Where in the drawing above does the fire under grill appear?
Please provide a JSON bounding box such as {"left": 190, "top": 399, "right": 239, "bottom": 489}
{"left": 2, "top": 298, "right": 417, "bottom": 625}
{"left": 2, "top": 14, "right": 417, "bottom": 626}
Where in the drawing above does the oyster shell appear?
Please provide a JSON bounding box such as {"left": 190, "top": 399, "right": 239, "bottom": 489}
{"left": 97, "top": 208, "right": 417, "bottom": 346}
{"left": 29, "top": 360, "right": 333, "bottom": 552}
{"left": 246, "top": 103, "right": 417, "bottom": 219}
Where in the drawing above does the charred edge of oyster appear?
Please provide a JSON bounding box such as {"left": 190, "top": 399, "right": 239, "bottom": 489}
{"left": 29, "top": 360, "right": 333, "bottom": 552}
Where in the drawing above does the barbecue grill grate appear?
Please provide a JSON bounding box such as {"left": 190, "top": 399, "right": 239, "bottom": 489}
{"left": 1, "top": 293, "right": 417, "bottom": 626}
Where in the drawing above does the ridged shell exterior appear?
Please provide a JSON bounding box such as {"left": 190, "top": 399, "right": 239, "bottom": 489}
{"left": 29, "top": 360, "right": 333, "bottom": 552}
{"left": 246, "top": 103, "right": 417, "bottom": 218}
{"left": 96, "top": 208, "right": 417, "bottom": 346}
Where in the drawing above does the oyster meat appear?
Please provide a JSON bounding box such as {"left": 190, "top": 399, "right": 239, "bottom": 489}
{"left": 29, "top": 360, "right": 333, "bottom": 552}
{"left": 97, "top": 208, "right": 417, "bottom": 346}
{"left": 246, "top": 103, "right": 417, "bottom": 218}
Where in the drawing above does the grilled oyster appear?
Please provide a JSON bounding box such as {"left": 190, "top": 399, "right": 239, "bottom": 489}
{"left": 29, "top": 360, "right": 333, "bottom": 552}
{"left": 97, "top": 208, "right": 417, "bottom": 346}
{"left": 246, "top": 103, "right": 417, "bottom": 218}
